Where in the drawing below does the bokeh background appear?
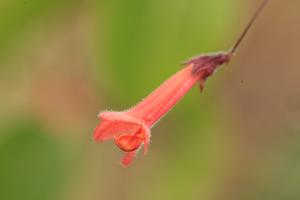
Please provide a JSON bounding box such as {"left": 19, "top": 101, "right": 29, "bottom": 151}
{"left": 1, "top": 0, "right": 300, "bottom": 200}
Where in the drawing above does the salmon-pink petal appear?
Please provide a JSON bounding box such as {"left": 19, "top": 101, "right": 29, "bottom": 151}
{"left": 99, "top": 111, "right": 143, "bottom": 125}
{"left": 127, "top": 65, "right": 199, "bottom": 127}
{"left": 94, "top": 111, "right": 151, "bottom": 141}
{"left": 94, "top": 120, "right": 142, "bottom": 141}
{"left": 143, "top": 140, "right": 150, "bottom": 155}
{"left": 93, "top": 120, "right": 115, "bottom": 141}
{"left": 121, "top": 152, "right": 136, "bottom": 167}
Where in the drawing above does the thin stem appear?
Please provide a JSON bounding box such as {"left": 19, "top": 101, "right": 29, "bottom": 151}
{"left": 230, "top": 0, "right": 269, "bottom": 55}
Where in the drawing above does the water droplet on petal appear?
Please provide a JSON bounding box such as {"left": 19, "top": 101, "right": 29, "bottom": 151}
{"left": 115, "top": 134, "right": 143, "bottom": 152}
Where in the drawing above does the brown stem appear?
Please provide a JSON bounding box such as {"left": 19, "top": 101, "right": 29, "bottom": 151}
{"left": 230, "top": 0, "right": 269, "bottom": 55}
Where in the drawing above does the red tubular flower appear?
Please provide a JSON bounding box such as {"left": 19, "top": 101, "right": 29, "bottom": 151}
{"left": 94, "top": 0, "right": 269, "bottom": 166}
{"left": 94, "top": 53, "right": 231, "bottom": 166}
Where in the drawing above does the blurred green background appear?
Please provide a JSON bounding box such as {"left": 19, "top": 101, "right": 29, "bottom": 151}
{"left": 1, "top": 0, "right": 300, "bottom": 200}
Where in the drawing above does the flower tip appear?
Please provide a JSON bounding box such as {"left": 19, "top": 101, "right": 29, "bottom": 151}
{"left": 143, "top": 141, "right": 150, "bottom": 155}
{"left": 93, "top": 121, "right": 115, "bottom": 142}
{"left": 121, "top": 152, "right": 135, "bottom": 167}
{"left": 93, "top": 135, "right": 104, "bottom": 142}
{"left": 93, "top": 125, "right": 103, "bottom": 141}
{"left": 199, "top": 80, "right": 205, "bottom": 93}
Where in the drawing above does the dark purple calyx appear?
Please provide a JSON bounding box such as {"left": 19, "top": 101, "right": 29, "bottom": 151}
{"left": 184, "top": 52, "right": 231, "bottom": 79}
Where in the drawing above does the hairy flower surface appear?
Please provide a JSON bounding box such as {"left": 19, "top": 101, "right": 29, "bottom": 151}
{"left": 93, "top": 0, "right": 269, "bottom": 166}
{"left": 94, "top": 53, "right": 230, "bottom": 166}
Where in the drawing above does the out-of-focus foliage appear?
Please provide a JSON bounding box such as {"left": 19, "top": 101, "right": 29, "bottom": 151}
{"left": 1, "top": 0, "right": 300, "bottom": 200}
{"left": 0, "top": 0, "right": 79, "bottom": 62}
{"left": 0, "top": 119, "right": 67, "bottom": 200}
